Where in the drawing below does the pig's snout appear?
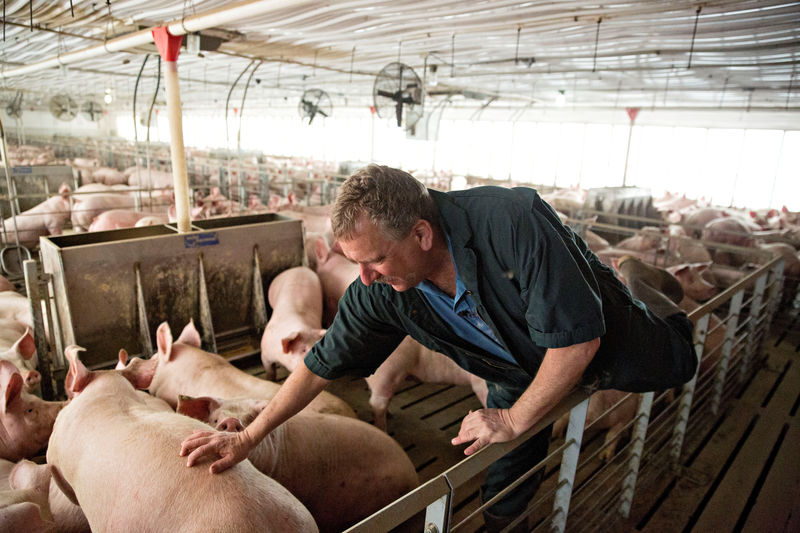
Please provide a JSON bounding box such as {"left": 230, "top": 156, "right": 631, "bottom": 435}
{"left": 217, "top": 417, "right": 244, "bottom": 432}
{"left": 24, "top": 369, "right": 41, "bottom": 389}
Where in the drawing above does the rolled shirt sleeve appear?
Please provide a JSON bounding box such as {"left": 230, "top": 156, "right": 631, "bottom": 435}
{"left": 304, "top": 280, "right": 406, "bottom": 379}
{"left": 514, "top": 192, "right": 606, "bottom": 348}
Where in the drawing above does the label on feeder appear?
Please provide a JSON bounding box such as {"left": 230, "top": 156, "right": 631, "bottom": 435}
{"left": 184, "top": 232, "right": 219, "bottom": 248}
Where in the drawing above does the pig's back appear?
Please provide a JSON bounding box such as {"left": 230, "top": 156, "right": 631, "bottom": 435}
{"left": 271, "top": 414, "right": 418, "bottom": 531}
{"left": 49, "top": 390, "right": 316, "bottom": 533}
{"left": 177, "top": 355, "right": 355, "bottom": 418}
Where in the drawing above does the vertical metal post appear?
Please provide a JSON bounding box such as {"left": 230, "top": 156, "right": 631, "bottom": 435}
{"left": 552, "top": 398, "right": 588, "bottom": 533}
{"left": 251, "top": 246, "right": 268, "bottom": 335}
{"left": 619, "top": 391, "right": 653, "bottom": 518}
{"left": 23, "top": 260, "right": 55, "bottom": 400}
{"left": 134, "top": 263, "right": 153, "bottom": 358}
{"left": 424, "top": 490, "right": 451, "bottom": 533}
{"left": 670, "top": 313, "right": 709, "bottom": 465}
{"left": 740, "top": 273, "right": 767, "bottom": 383}
{"left": 152, "top": 27, "right": 191, "bottom": 233}
{"left": 712, "top": 290, "right": 743, "bottom": 415}
{"left": 260, "top": 164, "right": 270, "bottom": 205}
{"left": 197, "top": 253, "right": 217, "bottom": 354}
{"left": 41, "top": 273, "right": 64, "bottom": 372}
{"left": 763, "top": 260, "right": 785, "bottom": 330}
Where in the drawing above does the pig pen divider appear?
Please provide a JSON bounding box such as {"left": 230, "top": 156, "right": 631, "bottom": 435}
{"left": 344, "top": 252, "right": 785, "bottom": 532}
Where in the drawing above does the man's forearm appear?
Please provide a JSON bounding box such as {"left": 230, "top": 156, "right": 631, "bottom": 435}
{"left": 243, "top": 362, "right": 331, "bottom": 445}
{"left": 507, "top": 338, "right": 600, "bottom": 433}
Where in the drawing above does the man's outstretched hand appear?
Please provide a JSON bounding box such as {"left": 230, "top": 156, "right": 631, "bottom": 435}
{"left": 180, "top": 429, "right": 253, "bottom": 474}
{"left": 451, "top": 408, "right": 524, "bottom": 455}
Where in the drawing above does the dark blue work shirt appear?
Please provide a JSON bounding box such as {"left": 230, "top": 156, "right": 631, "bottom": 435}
{"left": 305, "top": 186, "right": 696, "bottom": 394}
{"left": 416, "top": 239, "right": 516, "bottom": 364}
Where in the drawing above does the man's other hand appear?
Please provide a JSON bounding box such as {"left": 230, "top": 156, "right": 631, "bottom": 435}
{"left": 451, "top": 408, "right": 523, "bottom": 455}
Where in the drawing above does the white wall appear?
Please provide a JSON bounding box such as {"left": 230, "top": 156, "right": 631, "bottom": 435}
{"left": 2, "top": 110, "right": 117, "bottom": 142}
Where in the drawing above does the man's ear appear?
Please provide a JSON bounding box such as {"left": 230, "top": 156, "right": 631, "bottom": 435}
{"left": 414, "top": 219, "right": 434, "bottom": 251}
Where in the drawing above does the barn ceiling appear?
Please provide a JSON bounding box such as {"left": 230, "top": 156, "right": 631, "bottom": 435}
{"left": 0, "top": 0, "right": 798, "bottom": 122}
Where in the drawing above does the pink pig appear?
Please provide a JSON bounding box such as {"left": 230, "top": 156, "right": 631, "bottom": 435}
{"left": 667, "top": 262, "right": 719, "bottom": 302}
{"left": 0, "top": 320, "right": 40, "bottom": 391}
{"left": 1, "top": 184, "right": 71, "bottom": 248}
{"left": 260, "top": 267, "right": 326, "bottom": 379}
{"left": 177, "top": 395, "right": 418, "bottom": 533}
{"left": 1, "top": 458, "right": 56, "bottom": 532}
{"left": 1, "top": 458, "right": 91, "bottom": 533}
{"left": 87, "top": 209, "right": 163, "bottom": 232}
{"left": 47, "top": 346, "right": 317, "bottom": 533}
{"left": 70, "top": 184, "right": 136, "bottom": 231}
{"left": 0, "top": 360, "right": 65, "bottom": 461}
{"left": 312, "top": 235, "right": 360, "bottom": 327}
{"left": 366, "top": 336, "right": 489, "bottom": 431}
{"left": 122, "top": 320, "right": 355, "bottom": 418}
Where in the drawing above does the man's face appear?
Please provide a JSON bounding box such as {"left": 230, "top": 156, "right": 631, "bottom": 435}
{"left": 339, "top": 216, "right": 427, "bottom": 292}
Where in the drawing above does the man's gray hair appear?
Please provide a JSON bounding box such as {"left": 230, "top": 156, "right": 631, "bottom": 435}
{"left": 331, "top": 165, "right": 437, "bottom": 241}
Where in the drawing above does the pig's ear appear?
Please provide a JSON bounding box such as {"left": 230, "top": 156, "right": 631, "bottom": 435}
{"left": 667, "top": 264, "right": 689, "bottom": 276}
{"left": 176, "top": 395, "right": 215, "bottom": 422}
{"left": 156, "top": 322, "right": 174, "bottom": 361}
{"left": 64, "top": 346, "right": 92, "bottom": 396}
{"left": 12, "top": 329, "right": 36, "bottom": 360}
{"left": 9, "top": 460, "right": 52, "bottom": 494}
{"left": 313, "top": 236, "right": 329, "bottom": 264}
{"left": 58, "top": 183, "right": 70, "bottom": 197}
{"left": 115, "top": 349, "right": 128, "bottom": 370}
{"left": 696, "top": 261, "right": 712, "bottom": 272}
{"left": 0, "top": 360, "right": 24, "bottom": 413}
{"left": 119, "top": 356, "right": 157, "bottom": 390}
{"left": 281, "top": 332, "right": 301, "bottom": 354}
{"left": 176, "top": 319, "right": 202, "bottom": 348}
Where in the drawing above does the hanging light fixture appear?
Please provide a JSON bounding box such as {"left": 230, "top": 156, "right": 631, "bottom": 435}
{"left": 556, "top": 89, "right": 566, "bottom": 106}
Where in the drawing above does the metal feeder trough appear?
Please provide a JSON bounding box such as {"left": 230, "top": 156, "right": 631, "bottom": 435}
{"left": 39, "top": 213, "right": 304, "bottom": 369}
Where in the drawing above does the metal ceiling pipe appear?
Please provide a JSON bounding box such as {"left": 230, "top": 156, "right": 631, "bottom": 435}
{"left": 0, "top": 0, "right": 311, "bottom": 79}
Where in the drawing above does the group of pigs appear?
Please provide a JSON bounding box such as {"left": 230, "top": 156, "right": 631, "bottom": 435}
{"left": 2, "top": 149, "right": 346, "bottom": 252}
{"left": 1, "top": 315, "right": 423, "bottom": 531}
{"left": 552, "top": 196, "right": 800, "bottom": 460}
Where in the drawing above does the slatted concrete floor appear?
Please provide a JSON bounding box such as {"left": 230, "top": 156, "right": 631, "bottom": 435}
{"left": 237, "top": 304, "right": 799, "bottom": 533}
{"left": 622, "top": 306, "right": 800, "bottom": 533}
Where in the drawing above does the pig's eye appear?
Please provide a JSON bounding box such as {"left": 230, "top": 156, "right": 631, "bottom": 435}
{"left": 212, "top": 419, "right": 217, "bottom": 424}
{"left": 27, "top": 408, "right": 33, "bottom": 413}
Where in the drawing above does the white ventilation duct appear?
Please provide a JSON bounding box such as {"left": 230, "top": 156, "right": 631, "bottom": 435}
{"left": 0, "top": 0, "right": 311, "bottom": 79}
